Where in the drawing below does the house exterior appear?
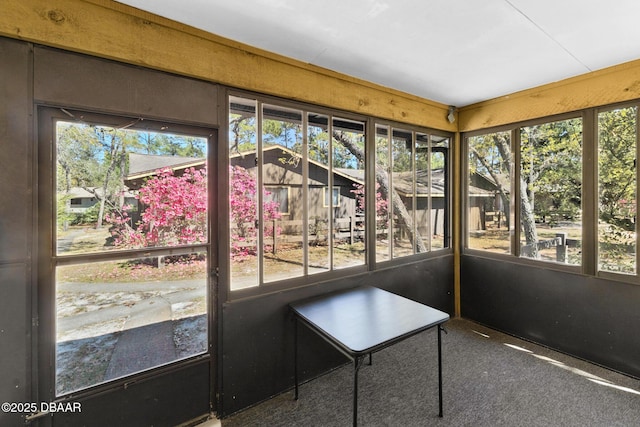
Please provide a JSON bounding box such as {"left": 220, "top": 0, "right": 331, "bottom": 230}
{"left": 128, "top": 147, "right": 450, "bottom": 240}
{"left": 468, "top": 172, "right": 509, "bottom": 231}
{"left": 61, "top": 187, "right": 138, "bottom": 215}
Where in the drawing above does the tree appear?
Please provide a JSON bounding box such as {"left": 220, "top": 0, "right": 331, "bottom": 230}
{"left": 469, "top": 119, "right": 582, "bottom": 260}
{"left": 352, "top": 181, "right": 389, "bottom": 229}
{"left": 332, "top": 130, "right": 428, "bottom": 252}
{"left": 56, "top": 122, "right": 102, "bottom": 192}
{"left": 107, "top": 167, "right": 207, "bottom": 247}
{"left": 94, "top": 126, "right": 129, "bottom": 229}
{"left": 57, "top": 119, "right": 209, "bottom": 233}
{"left": 598, "top": 107, "right": 636, "bottom": 226}
{"left": 229, "top": 114, "right": 257, "bottom": 155}
{"left": 108, "top": 164, "right": 280, "bottom": 259}
{"left": 229, "top": 165, "right": 282, "bottom": 258}
{"left": 56, "top": 121, "right": 137, "bottom": 229}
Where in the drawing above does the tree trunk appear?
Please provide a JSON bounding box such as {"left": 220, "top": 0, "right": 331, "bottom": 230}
{"left": 333, "top": 131, "right": 427, "bottom": 252}
{"left": 520, "top": 178, "right": 539, "bottom": 258}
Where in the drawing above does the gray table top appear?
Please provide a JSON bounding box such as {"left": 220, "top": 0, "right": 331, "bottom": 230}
{"left": 290, "top": 286, "right": 450, "bottom": 354}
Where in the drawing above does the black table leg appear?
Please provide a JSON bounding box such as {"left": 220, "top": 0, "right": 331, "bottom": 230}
{"left": 438, "top": 324, "right": 443, "bottom": 417}
{"left": 294, "top": 318, "right": 299, "bottom": 400}
{"left": 353, "top": 356, "right": 365, "bottom": 426}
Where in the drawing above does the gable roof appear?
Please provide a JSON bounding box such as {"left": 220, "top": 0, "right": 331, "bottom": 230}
{"left": 125, "top": 153, "right": 206, "bottom": 189}
{"left": 125, "top": 147, "right": 466, "bottom": 198}
{"left": 127, "top": 152, "right": 205, "bottom": 178}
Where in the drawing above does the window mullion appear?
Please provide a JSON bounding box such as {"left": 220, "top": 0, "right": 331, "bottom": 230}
{"left": 328, "top": 116, "right": 334, "bottom": 270}
{"left": 426, "top": 134, "right": 432, "bottom": 252}
{"left": 512, "top": 128, "right": 520, "bottom": 257}
{"left": 412, "top": 131, "right": 419, "bottom": 253}
{"left": 582, "top": 109, "right": 597, "bottom": 276}
{"left": 636, "top": 105, "right": 640, "bottom": 279}
{"left": 257, "top": 101, "right": 265, "bottom": 285}
{"left": 302, "top": 113, "right": 309, "bottom": 276}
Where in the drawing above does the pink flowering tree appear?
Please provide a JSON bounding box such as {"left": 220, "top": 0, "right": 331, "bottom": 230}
{"left": 107, "top": 167, "right": 207, "bottom": 247}
{"left": 229, "top": 165, "right": 281, "bottom": 259}
{"left": 108, "top": 164, "right": 280, "bottom": 261}
{"left": 352, "top": 182, "right": 388, "bottom": 229}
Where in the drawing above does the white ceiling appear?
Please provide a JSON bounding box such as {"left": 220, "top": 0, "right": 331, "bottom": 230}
{"left": 117, "top": 0, "right": 640, "bottom": 107}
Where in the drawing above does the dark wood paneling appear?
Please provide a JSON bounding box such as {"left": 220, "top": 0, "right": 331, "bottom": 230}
{"left": 0, "top": 264, "right": 31, "bottom": 427}
{"left": 220, "top": 255, "right": 454, "bottom": 416}
{"left": 33, "top": 46, "right": 218, "bottom": 127}
{"left": 0, "top": 37, "right": 31, "bottom": 262}
{"left": 0, "top": 37, "right": 32, "bottom": 427}
{"left": 52, "top": 360, "right": 210, "bottom": 427}
{"left": 461, "top": 255, "right": 640, "bottom": 378}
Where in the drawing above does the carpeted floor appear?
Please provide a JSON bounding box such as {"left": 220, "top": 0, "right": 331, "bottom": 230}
{"left": 220, "top": 318, "right": 640, "bottom": 426}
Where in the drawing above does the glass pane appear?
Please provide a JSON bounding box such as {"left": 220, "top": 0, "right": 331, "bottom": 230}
{"left": 431, "top": 135, "right": 449, "bottom": 250}
{"left": 467, "top": 132, "right": 512, "bottom": 253}
{"left": 262, "top": 104, "right": 304, "bottom": 282}
{"left": 375, "top": 125, "right": 391, "bottom": 261}
{"left": 332, "top": 117, "right": 366, "bottom": 269}
{"left": 56, "top": 254, "right": 207, "bottom": 395}
{"left": 598, "top": 107, "right": 637, "bottom": 274}
{"left": 56, "top": 122, "right": 207, "bottom": 255}
{"left": 229, "top": 96, "right": 259, "bottom": 290}
{"left": 392, "top": 129, "right": 415, "bottom": 258}
{"left": 519, "top": 118, "right": 582, "bottom": 265}
{"left": 415, "top": 133, "right": 431, "bottom": 251}
{"left": 308, "top": 114, "right": 331, "bottom": 274}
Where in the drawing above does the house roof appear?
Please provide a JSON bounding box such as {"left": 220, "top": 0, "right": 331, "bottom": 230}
{"left": 392, "top": 170, "right": 445, "bottom": 198}
{"left": 125, "top": 153, "right": 206, "bottom": 189}
{"left": 62, "top": 187, "right": 136, "bottom": 199}
{"left": 127, "top": 152, "right": 205, "bottom": 178}
{"left": 128, "top": 147, "right": 491, "bottom": 199}
{"left": 63, "top": 187, "right": 98, "bottom": 198}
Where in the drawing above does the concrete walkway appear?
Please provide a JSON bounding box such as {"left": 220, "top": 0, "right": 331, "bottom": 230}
{"left": 57, "top": 286, "right": 205, "bottom": 337}
{"left": 104, "top": 296, "right": 178, "bottom": 380}
{"left": 57, "top": 281, "right": 207, "bottom": 386}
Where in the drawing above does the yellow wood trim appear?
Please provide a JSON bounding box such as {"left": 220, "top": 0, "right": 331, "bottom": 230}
{"left": 452, "top": 131, "right": 461, "bottom": 317}
{"left": 459, "top": 59, "right": 640, "bottom": 131}
{"left": 1, "top": 0, "right": 454, "bottom": 131}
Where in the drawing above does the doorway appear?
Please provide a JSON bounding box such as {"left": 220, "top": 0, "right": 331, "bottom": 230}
{"left": 36, "top": 107, "right": 217, "bottom": 425}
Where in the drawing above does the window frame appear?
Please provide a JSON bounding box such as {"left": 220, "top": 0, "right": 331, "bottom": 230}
{"left": 225, "top": 90, "right": 453, "bottom": 299}
{"left": 265, "top": 185, "right": 291, "bottom": 215}
{"left": 372, "top": 122, "right": 452, "bottom": 264}
{"left": 323, "top": 186, "right": 341, "bottom": 208}
{"left": 38, "top": 106, "right": 217, "bottom": 399}
{"left": 464, "top": 127, "right": 515, "bottom": 256}
{"left": 464, "top": 112, "right": 585, "bottom": 273}
{"left": 516, "top": 114, "right": 584, "bottom": 267}
{"left": 594, "top": 101, "right": 640, "bottom": 281}
{"left": 463, "top": 106, "right": 640, "bottom": 284}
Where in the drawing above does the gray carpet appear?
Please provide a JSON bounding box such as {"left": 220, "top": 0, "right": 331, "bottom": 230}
{"left": 221, "top": 318, "right": 640, "bottom": 426}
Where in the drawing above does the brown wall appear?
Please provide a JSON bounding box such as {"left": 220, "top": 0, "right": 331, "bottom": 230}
{"left": 0, "top": 38, "right": 33, "bottom": 427}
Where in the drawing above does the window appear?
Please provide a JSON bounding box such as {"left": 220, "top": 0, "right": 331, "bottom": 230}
{"left": 51, "top": 113, "right": 210, "bottom": 396}
{"left": 265, "top": 186, "right": 290, "bottom": 214}
{"left": 323, "top": 186, "right": 340, "bottom": 207}
{"left": 465, "top": 117, "right": 583, "bottom": 266}
{"left": 463, "top": 105, "right": 640, "bottom": 280}
{"left": 598, "top": 106, "right": 637, "bottom": 274}
{"left": 229, "top": 96, "right": 366, "bottom": 290}
{"left": 519, "top": 117, "right": 582, "bottom": 265}
{"left": 375, "top": 124, "right": 450, "bottom": 262}
{"left": 467, "top": 131, "right": 512, "bottom": 254}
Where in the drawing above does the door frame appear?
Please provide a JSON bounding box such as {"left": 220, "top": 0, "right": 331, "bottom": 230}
{"left": 35, "top": 106, "right": 219, "bottom": 426}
